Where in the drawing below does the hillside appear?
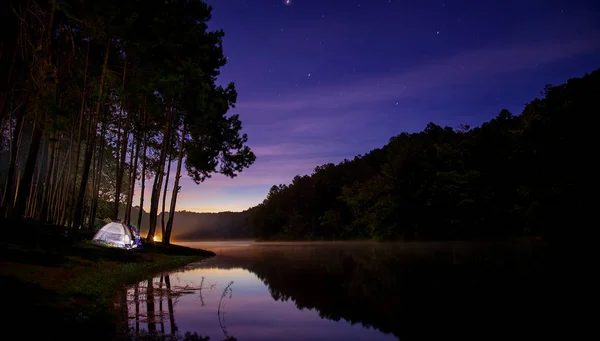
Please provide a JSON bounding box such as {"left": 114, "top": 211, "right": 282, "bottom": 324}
{"left": 248, "top": 68, "right": 598, "bottom": 241}
{"left": 120, "top": 206, "right": 253, "bottom": 241}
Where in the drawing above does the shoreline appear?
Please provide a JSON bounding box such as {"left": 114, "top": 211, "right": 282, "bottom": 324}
{"left": 0, "top": 229, "right": 215, "bottom": 341}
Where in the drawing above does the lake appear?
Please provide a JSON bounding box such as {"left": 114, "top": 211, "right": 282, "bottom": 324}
{"left": 119, "top": 239, "right": 553, "bottom": 341}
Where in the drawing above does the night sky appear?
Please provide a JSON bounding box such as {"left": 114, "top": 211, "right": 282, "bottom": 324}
{"left": 150, "top": 0, "right": 600, "bottom": 213}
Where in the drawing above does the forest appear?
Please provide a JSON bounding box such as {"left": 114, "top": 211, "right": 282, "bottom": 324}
{"left": 249, "top": 68, "right": 597, "bottom": 241}
{"left": 0, "top": 0, "right": 255, "bottom": 245}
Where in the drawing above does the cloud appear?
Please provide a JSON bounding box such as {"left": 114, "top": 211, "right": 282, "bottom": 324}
{"left": 198, "top": 154, "right": 344, "bottom": 189}
{"left": 251, "top": 142, "right": 339, "bottom": 158}
{"left": 237, "top": 36, "right": 600, "bottom": 113}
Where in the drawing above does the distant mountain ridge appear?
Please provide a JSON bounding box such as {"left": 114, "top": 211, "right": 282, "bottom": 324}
{"left": 122, "top": 206, "right": 254, "bottom": 241}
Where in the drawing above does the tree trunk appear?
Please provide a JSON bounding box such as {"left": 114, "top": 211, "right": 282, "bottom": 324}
{"left": 89, "top": 115, "right": 107, "bottom": 230}
{"left": 149, "top": 167, "right": 161, "bottom": 238}
{"left": 137, "top": 109, "right": 148, "bottom": 231}
{"left": 146, "top": 278, "right": 156, "bottom": 333}
{"left": 68, "top": 41, "right": 89, "bottom": 227}
{"left": 26, "top": 139, "right": 44, "bottom": 218}
{"left": 125, "top": 129, "right": 140, "bottom": 225}
{"left": 113, "top": 123, "right": 129, "bottom": 220}
{"left": 158, "top": 276, "right": 165, "bottom": 334}
{"left": 46, "top": 136, "right": 60, "bottom": 220}
{"left": 10, "top": 121, "right": 43, "bottom": 221}
{"left": 164, "top": 124, "right": 186, "bottom": 245}
{"left": 51, "top": 137, "right": 69, "bottom": 224}
{"left": 38, "top": 136, "right": 57, "bottom": 223}
{"left": 165, "top": 275, "right": 177, "bottom": 334}
{"left": 161, "top": 146, "right": 173, "bottom": 238}
{"left": 123, "top": 128, "right": 135, "bottom": 224}
{"left": 72, "top": 41, "right": 110, "bottom": 230}
{"left": 1, "top": 100, "right": 27, "bottom": 217}
{"left": 146, "top": 102, "right": 173, "bottom": 241}
{"left": 112, "top": 56, "right": 128, "bottom": 220}
{"left": 59, "top": 139, "right": 74, "bottom": 225}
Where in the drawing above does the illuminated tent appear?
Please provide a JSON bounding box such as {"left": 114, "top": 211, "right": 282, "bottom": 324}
{"left": 92, "top": 221, "right": 137, "bottom": 249}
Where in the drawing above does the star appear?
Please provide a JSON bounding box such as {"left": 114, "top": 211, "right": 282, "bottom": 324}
{"left": 284, "top": 0, "right": 291, "bottom": 6}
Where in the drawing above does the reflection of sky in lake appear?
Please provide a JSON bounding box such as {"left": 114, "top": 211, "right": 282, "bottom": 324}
{"left": 135, "top": 266, "right": 396, "bottom": 341}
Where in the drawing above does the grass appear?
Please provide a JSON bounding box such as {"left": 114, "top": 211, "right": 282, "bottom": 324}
{"left": 0, "top": 219, "right": 215, "bottom": 340}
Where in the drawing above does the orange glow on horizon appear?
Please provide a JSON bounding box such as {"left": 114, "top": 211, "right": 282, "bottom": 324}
{"left": 173, "top": 206, "right": 250, "bottom": 213}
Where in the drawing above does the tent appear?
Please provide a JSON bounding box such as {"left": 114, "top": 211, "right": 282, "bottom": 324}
{"left": 92, "top": 221, "right": 138, "bottom": 249}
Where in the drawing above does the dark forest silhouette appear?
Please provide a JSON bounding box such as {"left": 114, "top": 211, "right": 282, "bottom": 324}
{"left": 248, "top": 69, "right": 597, "bottom": 241}
{"left": 116, "top": 68, "right": 596, "bottom": 242}
{"left": 0, "top": 0, "right": 255, "bottom": 245}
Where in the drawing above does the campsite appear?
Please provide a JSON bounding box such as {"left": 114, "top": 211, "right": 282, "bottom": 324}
{"left": 1, "top": 219, "right": 215, "bottom": 341}
{"left": 92, "top": 220, "right": 143, "bottom": 249}
{"left": 0, "top": 0, "right": 596, "bottom": 340}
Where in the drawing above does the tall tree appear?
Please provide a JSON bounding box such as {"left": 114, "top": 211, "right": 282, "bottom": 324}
{"left": 164, "top": 84, "right": 256, "bottom": 245}
{"left": 146, "top": 0, "right": 257, "bottom": 242}
{"left": 1, "top": 0, "right": 256, "bottom": 235}
{"left": 72, "top": 41, "right": 110, "bottom": 229}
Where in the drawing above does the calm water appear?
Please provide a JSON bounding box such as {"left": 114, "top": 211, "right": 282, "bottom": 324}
{"left": 119, "top": 240, "right": 553, "bottom": 341}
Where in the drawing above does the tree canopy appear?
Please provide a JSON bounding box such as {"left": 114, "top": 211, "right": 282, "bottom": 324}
{"left": 249, "top": 68, "right": 599, "bottom": 241}
{"left": 0, "top": 0, "right": 255, "bottom": 244}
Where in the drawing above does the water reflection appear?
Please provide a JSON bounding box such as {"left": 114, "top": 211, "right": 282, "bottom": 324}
{"left": 123, "top": 240, "right": 553, "bottom": 341}
{"left": 124, "top": 273, "right": 235, "bottom": 341}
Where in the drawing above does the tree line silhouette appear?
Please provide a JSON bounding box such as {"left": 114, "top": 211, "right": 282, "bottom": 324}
{"left": 249, "top": 68, "right": 598, "bottom": 241}
{"left": 0, "top": 0, "right": 255, "bottom": 244}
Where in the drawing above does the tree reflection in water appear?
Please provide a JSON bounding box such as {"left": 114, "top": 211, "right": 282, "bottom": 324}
{"left": 191, "top": 240, "right": 553, "bottom": 340}
{"left": 124, "top": 240, "right": 552, "bottom": 341}
{"left": 217, "top": 281, "right": 234, "bottom": 340}
{"left": 125, "top": 274, "right": 235, "bottom": 341}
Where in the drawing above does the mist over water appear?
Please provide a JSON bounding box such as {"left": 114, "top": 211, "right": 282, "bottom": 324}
{"left": 124, "top": 239, "right": 552, "bottom": 341}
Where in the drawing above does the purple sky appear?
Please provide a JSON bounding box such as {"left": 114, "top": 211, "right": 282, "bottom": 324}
{"left": 134, "top": 0, "right": 600, "bottom": 213}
